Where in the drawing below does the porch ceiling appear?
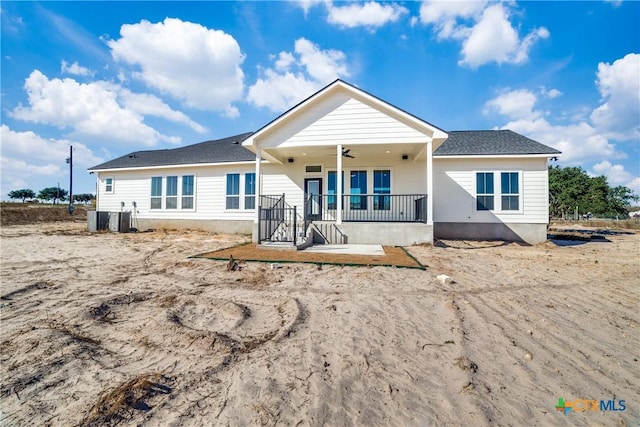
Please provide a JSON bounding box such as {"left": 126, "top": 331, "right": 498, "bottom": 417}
{"left": 263, "top": 142, "right": 427, "bottom": 163}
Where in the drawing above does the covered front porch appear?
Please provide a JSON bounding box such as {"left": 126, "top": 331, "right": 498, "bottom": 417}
{"left": 256, "top": 192, "right": 432, "bottom": 247}
{"left": 241, "top": 80, "right": 448, "bottom": 247}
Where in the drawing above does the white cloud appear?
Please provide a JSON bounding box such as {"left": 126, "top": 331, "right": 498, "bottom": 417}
{"left": 419, "top": 1, "right": 548, "bottom": 68}
{"left": 0, "top": 125, "right": 104, "bottom": 197}
{"left": 326, "top": 1, "right": 408, "bottom": 29}
{"left": 419, "top": 0, "right": 487, "bottom": 39}
{"left": 10, "top": 70, "right": 186, "bottom": 146}
{"left": 248, "top": 38, "right": 350, "bottom": 112}
{"left": 460, "top": 4, "right": 549, "bottom": 68}
{"left": 593, "top": 160, "right": 639, "bottom": 192}
{"left": 61, "top": 60, "right": 94, "bottom": 77}
{"left": 118, "top": 90, "right": 207, "bottom": 133}
{"left": 1, "top": 125, "right": 103, "bottom": 168}
{"left": 484, "top": 89, "right": 540, "bottom": 120}
{"left": 296, "top": 0, "right": 323, "bottom": 16}
{"left": 590, "top": 53, "right": 640, "bottom": 141}
{"left": 108, "top": 18, "right": 244, "bottom": 113}
{"left": 503, "top": 117, "right": 621, "bottom": 163}
{"left": 542, "top": 87, "right": 562, "bottom": 99}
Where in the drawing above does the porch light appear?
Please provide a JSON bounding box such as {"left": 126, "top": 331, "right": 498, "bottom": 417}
{"left": 386, "top": 150, "right": 390, "bottom": 154}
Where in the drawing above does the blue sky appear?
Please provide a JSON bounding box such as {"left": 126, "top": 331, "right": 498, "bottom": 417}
{"left": 1, "top": 1, "right": 639, "bottom": 198}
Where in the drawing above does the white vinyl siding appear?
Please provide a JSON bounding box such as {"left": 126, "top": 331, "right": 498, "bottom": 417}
{"left": 96, "top": 165, "right": 256, "bottom": 221}
{"left": 258, "top": 94, "right": 428, "bottom": 149}
{"left": 433, "top": 158, "right": 549, "bottom": 224}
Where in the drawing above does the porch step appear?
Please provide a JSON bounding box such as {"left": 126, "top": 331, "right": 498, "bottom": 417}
{"left": 258, "top": 241, "right": 298, "bottom": 251}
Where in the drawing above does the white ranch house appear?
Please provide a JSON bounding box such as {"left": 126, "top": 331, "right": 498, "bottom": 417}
{"left": 89, "top": 80, "right": 561, "bottom": 246}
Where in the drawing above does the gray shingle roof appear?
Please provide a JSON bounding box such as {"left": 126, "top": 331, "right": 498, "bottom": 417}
{"left": 88, "top": 132, "right": 255, "bottom": 171}
{"left": 435, "top": 130, "right": 561, "bottom": 156}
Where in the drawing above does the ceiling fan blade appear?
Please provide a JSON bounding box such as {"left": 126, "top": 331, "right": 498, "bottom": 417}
{"left": 344, "top": 153, "right": 355, "bottom": 158}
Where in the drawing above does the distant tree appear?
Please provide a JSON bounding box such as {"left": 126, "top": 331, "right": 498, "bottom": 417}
{"left": 7, "top": 189, "right": 36, "bottom": 203}
{"left": 549, "top": 165, "right": 638, "bottom": 218}
{"left": 606, "top": 186, "right": 639, "bottom": 217}
{"left": 37, "top": 187, "right": 68, "bottom": 204}
{"left": 73, "top": 193, "right": 96, "bottom": 204}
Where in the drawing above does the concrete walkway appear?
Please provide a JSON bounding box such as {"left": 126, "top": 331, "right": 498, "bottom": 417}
{"left": 302, "top": 244, "right": 385, "bottom": 256}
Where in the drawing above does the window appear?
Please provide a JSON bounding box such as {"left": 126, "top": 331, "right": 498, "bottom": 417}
{"left": 327, "top": 171, "right": 344, "bottom": 210}
{"left": 150, "top": 175, "right": 195, "bottom": 210}
{"left": 226, "top": 174, "right": 240, "bottom": 209}
{"left": 245, "top": 173, "right": 256, "bottom": 210}
{"left": 182, "top": 175, "right": 194, "bottom": 209}
{"left": 105, "top": 177, "right": 114, "bottom": 193}
{"left": 476, "top": 171, "right": 521, "bottom": 212}
{"left": 166, "top": 176, "right": 178, "bottom": 209}
{"left": 373, "top": 170, "right": 391, "bottom": 210}
{"left": 350, "top": 170, "right": 367, "bottom": 210}
{"left": 501, "top": 172, "right": 519, "bottom": 211}
{"left": 476, "top": 172, "right": 494, "bottom": 211}
{"left": 151, "top": 177, "right": 162, "bottom": 209}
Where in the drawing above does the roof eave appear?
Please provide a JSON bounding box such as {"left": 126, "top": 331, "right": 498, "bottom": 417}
{"left": 87, "top": 160, "right": 261, "bottom": 173}
{"left": 434, "top": 153, "right": 561, "bottom": 159}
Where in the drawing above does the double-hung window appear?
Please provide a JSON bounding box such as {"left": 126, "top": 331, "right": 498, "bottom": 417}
{"left": 501, "top": 172, "right": 519, "bottom": 211}
{"left": 226, "top": 174, "right": 240, "bottom": 209}
{"left": 476, "top": 172, "right": 494, "bottom": 211}
{"left": 350, "top": 170, "right": 367, "bottom": 210}
{"left": 166, "top": 176, "right": 178, "bottom": 209}
{"left": 373, "top": 170, "right": 391, "bottom": 211}
{"left": 105, "top": 177, "right": 114, "bottom": 194}
{"left": 151, "top": 177, "right": 163, "bottom": 210}
{"left": 245, "top": 173, "right": 256, "bottom": 210}
{"left": 182, "top": 175, "right": 194, "bottom": 209}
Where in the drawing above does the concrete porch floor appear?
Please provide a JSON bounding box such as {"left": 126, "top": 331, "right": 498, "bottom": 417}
{"left": 301, "top": 244, "right": 385, "bottom": 256}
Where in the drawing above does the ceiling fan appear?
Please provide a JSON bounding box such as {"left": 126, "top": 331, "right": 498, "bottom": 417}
{"left": 342, "top": 148, "right": 355, "bottom": 158}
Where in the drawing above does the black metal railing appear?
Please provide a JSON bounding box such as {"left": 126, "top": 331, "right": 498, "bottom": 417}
{"left": 258, "top": 194, "right": 307, "bottom": 244}
{"left": 305, "top": 194, "right": 428, "bottom": 223}
{"left": 258, "top": 206, "right": 298, "bottom": 243}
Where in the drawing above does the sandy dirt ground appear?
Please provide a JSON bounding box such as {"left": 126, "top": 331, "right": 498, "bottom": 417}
{"left": 0, "top": 222, "right": 638, "bottom": 426}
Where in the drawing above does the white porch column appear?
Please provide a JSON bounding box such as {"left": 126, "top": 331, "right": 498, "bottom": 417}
{"left": 255, "top": 147, "right": 262, "bottom": 224}
{"left": 336, "top": 144, "right": 343, "bottom": 225}
{"left": 426, "top": 140, "right": 434, "bottom": 226}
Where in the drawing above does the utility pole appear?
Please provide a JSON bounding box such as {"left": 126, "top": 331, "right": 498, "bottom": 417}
{"left": 66, "top": 146, "right": 74, "bottom": 215}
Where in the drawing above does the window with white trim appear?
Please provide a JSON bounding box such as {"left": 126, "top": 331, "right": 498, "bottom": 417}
{"left": 226, "top": 173, "right": 256, "bottom": 210}
{"left": 151, "top": 177, "right": 162, "bottom": 210}
{"left": 150, "top": 175, "right": 196, "bottom": 210}
{"left": 182, "top": 175, "right": 194, "bottom": 209}
{"left": 105, "top": 177, "right": 114, "bottom": 194}
{"left": 166, "top": 176, "right": 178, "bottom": 209}
{"left": 476, "top": 172, "right": 494, "bottom": 211}
{"left": 245, "top": 173, "right": 256, "bottom": 210}
{"left": 501, "top": 172, "right": 519, "bottom": 211}
{"left": 475, "top": 171, "right": 521, "bottom": 212}
{"left": 350, "top": 170, "right": 367, "bottom": 210}
{"left": 373, "top": 170, "right": 391, "bottom": 211}
{"left": 226, "top": 174, "right": 240, "bottom": 209}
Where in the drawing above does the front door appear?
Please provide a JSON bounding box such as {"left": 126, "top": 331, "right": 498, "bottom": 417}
{"left": 304, "top": 178, "right": 322, "bottom": 220}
